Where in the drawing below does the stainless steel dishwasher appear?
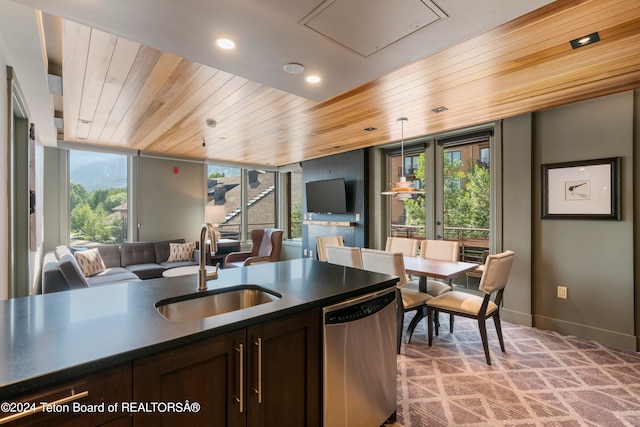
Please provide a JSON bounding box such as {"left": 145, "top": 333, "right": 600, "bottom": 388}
{"left": 323, "top": 287, "right": 397, "bottom": 427}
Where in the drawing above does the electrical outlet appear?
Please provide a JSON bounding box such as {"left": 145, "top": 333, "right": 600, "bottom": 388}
{"left": 557, "top": 286, "right": 568, "bottom": 299}
{"left": 303, "top": 249, "right": 307, "bottom": 256}
{"left": 309, "top": 250, "right": 314, "bottom": 259}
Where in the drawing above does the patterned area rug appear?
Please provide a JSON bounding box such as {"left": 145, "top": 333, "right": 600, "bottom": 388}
{"left": 397, "top": 316, "right": 640, "bottom": 426}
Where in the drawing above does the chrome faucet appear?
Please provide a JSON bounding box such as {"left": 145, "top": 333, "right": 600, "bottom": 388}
{"left": 198, "top": 223, "right": 220, "bottom": 291}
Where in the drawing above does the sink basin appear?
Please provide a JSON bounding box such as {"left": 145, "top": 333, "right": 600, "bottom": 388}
{"left": 155, "top": 285, "right": 282, "bottom": 322}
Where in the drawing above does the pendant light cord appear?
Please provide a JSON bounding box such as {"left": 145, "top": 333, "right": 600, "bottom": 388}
{"left": 398, "top": 117, "right": 407, "bottom": 178}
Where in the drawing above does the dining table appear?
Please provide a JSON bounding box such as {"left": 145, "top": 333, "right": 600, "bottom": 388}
{"left": 401, "top": 256, "right": 479, "bottom": 342}
{"left": 403, "top": 256, "right": 479, "bottom": 292}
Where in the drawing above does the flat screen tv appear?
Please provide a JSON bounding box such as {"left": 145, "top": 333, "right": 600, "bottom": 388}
{"left": 306, "top": 178, "right": 347, "bottom": 214}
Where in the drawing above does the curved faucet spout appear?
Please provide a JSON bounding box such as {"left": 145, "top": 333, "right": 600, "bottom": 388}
{"left": 198, "top": 223, "right": 219, "bottom": 291}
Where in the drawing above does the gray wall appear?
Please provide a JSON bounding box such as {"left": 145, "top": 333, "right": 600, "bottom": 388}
{"left": 43, "top": 148, "right": 64, "bottom": 253}
{"left": 135, "top": 156, "right": 205, "bottom": 243}
{"left": 501, "top": 113, "right": 533, "bottom": 326}
{"left": 502, "top": 90, "right": 637, "bottom": 349}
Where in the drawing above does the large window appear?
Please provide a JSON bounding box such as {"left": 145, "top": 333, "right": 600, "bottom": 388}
{"left": 68, "top": 150, "right": 128, "bottom": 245}
{"left": 206, "top": 164, "right": 279, "bottom": 240}
{"left": 289, "top": 169, "right": 303, "bottom": 239}
{"left": 246, "top": 170, "right": 276, "bottom": 235}
{"left": 207, "top": 164, "right": 241, "bottom": 240}
{"left": 385, "top": 134, "right": 491, "bottom": 270}
{"left": 441, "top": 140, "right": 490, "bottom": 265}
{"left": 389, "top": 149, "right": 425, "bottom": 239}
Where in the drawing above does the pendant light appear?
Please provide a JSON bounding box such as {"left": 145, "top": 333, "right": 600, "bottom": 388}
{"left": 382, "top": 118, "right": 424, "bottom": 200}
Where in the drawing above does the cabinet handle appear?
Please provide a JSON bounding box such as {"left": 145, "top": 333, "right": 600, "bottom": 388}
{"left": 236, "top": 344, "right": 244, "bottom": 413}
{"left": 254, "top": 337, "right": 262, "bottom": 404}
{"left": 0, "top": 390, "right": 89, "bottom": 425}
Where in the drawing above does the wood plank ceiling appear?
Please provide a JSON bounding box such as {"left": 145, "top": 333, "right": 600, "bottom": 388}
{"left": 60, "top": 0, "right": 640, "bottom": 167}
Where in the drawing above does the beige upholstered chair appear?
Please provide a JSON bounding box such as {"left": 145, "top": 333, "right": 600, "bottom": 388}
{"left": 419, "top": 239, "right": 461, "bottom": 296}
{"left": 224, "top": 228, "right": 283, "bottom": 268}
{"left": 325, "top": 245, "right": 363, "bottom": 269}
{"left": 316, "top": 236, "right": 344, "bottom": 262}
{"left": 385, "top": 236, "right": 420, "bottom": 289}
{"left": 426, "top": 250, "right": 515, "bottom": 365}
{"left": 361, "top": 248, "right": 432, "bottom": 353}
{"left": 385, "top": 237, "right": 419, "bottom": 257}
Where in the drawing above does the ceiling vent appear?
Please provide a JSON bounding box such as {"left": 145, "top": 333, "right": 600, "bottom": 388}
{"left": 301, "top": 0, "right": 447, "bottom": 57}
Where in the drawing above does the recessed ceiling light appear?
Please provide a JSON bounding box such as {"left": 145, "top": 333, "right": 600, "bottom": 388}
{"left": 432, "top": 106, "right": 448, "bottom": 113}
{"left": 305, "top": 75, "right": 321, "bottom": 84}
{"left": 570, "top": 32, "right": 600, "bottom": 49}
{"left": 216, "top": 38, "right": 236, "bottom": 50}
{"left": 283, "top": 63, "right": 305, "bottom": 75}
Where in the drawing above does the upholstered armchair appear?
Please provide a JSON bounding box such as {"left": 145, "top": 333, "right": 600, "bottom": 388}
{"left": 224, "top": 228, "right": 283, "bottom": 268}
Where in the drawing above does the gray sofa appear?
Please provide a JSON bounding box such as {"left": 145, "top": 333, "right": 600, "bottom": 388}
{"left": 42, "top": 239, "right": 200, "bottom": 293}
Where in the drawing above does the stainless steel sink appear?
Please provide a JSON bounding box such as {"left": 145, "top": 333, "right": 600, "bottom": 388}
{"left": 155, "top": 285, "right": 282, "bottom": 322}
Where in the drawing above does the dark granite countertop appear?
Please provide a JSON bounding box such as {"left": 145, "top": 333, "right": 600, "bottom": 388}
{"left": 0, "top": 259, "right": 397, "bottom": 398}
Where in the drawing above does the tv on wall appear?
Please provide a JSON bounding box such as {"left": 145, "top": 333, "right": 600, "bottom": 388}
{"left": 306, "top": 178, "right": 348, "bottom": 214}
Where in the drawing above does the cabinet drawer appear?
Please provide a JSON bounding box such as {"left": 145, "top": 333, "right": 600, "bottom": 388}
{"left": 0, "top": 364, "right": 131, "bottom": 427}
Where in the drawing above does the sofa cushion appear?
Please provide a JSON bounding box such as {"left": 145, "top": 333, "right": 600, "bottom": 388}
{"left": 159, "top": 260, "right": 198, "bottom": 269}
{"left": 154, "top": 239, "right": 186, "bottom": 263}
{"left": 125, "top": 263, "right": 166, "bottom": 280}
{"left": 74, "top": 248, "right": 106, "bottom": 277}
{"left": 87, "top": 270, "right": 141, "bottom": 286}
{"left": 167, "top": 241, "right": 196, "bottom": 262}
{"left": 55, "top": 245, "right": 72, "bottom": 259}
{"left": 121, "top": 242, "right": 156, "bottom": 267}
{"left": 95, "top": 244, "right": 122, "bottom": 268}
{"left": 58, "top": 253, "right": 90, "bottom": 289}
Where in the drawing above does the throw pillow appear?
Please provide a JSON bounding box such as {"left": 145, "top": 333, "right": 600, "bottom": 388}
{"left": 167, "top": 241, "right": 196, "bottom": 262}
{"left": 74, "top": 248, "right": 106, "bottom": 277}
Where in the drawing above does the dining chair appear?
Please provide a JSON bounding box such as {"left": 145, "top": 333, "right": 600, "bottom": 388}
{"left": 385, "top": 236, "right": 420, "bottom": 288}
{"left": 325, "top": 244, "right": 363, "bottom": 269}
{"left": 426, "top": 250, "right": 515, "bottom": 365}
{"left": 361, "top": 248, "right": 432, "bottom": 354}
{"left": 385, "top": 237, "right": 419, "bottom": 257}
{"left": 316, "top": 236, "right": 344, "bottom": 262}
{"left": 419, "top": 239, "right": 461, "bottom": 296}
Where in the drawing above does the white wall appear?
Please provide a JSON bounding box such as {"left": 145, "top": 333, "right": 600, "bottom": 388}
{"left": 0, "top": 26, "right": 9, "bottom": 300}
{"left": 1, "top": 1, "right": 55, "bottom": 298}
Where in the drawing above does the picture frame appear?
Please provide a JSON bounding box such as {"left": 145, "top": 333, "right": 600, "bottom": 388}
{"left": 541, "top": 157, "right": 620, "bottom": 220}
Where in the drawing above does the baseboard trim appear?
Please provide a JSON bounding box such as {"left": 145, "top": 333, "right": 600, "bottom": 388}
{"left": 502, "top": 309, "right": 533, "bottom": 327}
{"left": 533, "top": 315, "right": 637, "bottom": 351}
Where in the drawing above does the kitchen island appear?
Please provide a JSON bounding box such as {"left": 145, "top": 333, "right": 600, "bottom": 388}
{"left": 0, "top": 258, "right": 398, "bottom": 426}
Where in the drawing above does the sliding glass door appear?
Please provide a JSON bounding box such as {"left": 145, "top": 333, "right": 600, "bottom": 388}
{"left": 436, "top": 133, "right": 492, "bottom": 285}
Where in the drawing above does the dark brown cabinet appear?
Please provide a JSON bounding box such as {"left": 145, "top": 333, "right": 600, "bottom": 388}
{"left": 132, "top": 308, "right": 321, "bottom": 427}
{"left": 0, "top": 364, "right": 131, "bottom": 427}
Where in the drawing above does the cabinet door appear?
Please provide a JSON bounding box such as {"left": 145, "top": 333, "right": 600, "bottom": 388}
{"left": 247, "top": 308, "right": 321, "bottom": 427}
{"left": 0, "top": 364, "right": 131, "bottom": 427}
{"left": 133, "top": 329, "right": 246, "bottom": 427}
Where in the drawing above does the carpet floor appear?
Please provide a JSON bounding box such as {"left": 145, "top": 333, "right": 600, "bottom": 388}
{"left": 396, "top": 316, "right": 640, "bottom": 426}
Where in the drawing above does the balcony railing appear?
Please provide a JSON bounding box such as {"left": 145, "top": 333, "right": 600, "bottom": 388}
{"left": 390, "top": 224, "right": 489, "bottom": 263}
{"left": 444, "top": 226, "right": 489, "bottom": 263}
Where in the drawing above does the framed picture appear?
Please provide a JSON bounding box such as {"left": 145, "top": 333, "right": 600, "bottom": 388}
{"left": 542, "top": 157, "right": 620, "bottom": 220}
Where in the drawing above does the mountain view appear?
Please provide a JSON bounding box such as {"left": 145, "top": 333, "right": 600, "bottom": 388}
{"left": 69, "top": 150, "right": 127, "bottom": 191}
